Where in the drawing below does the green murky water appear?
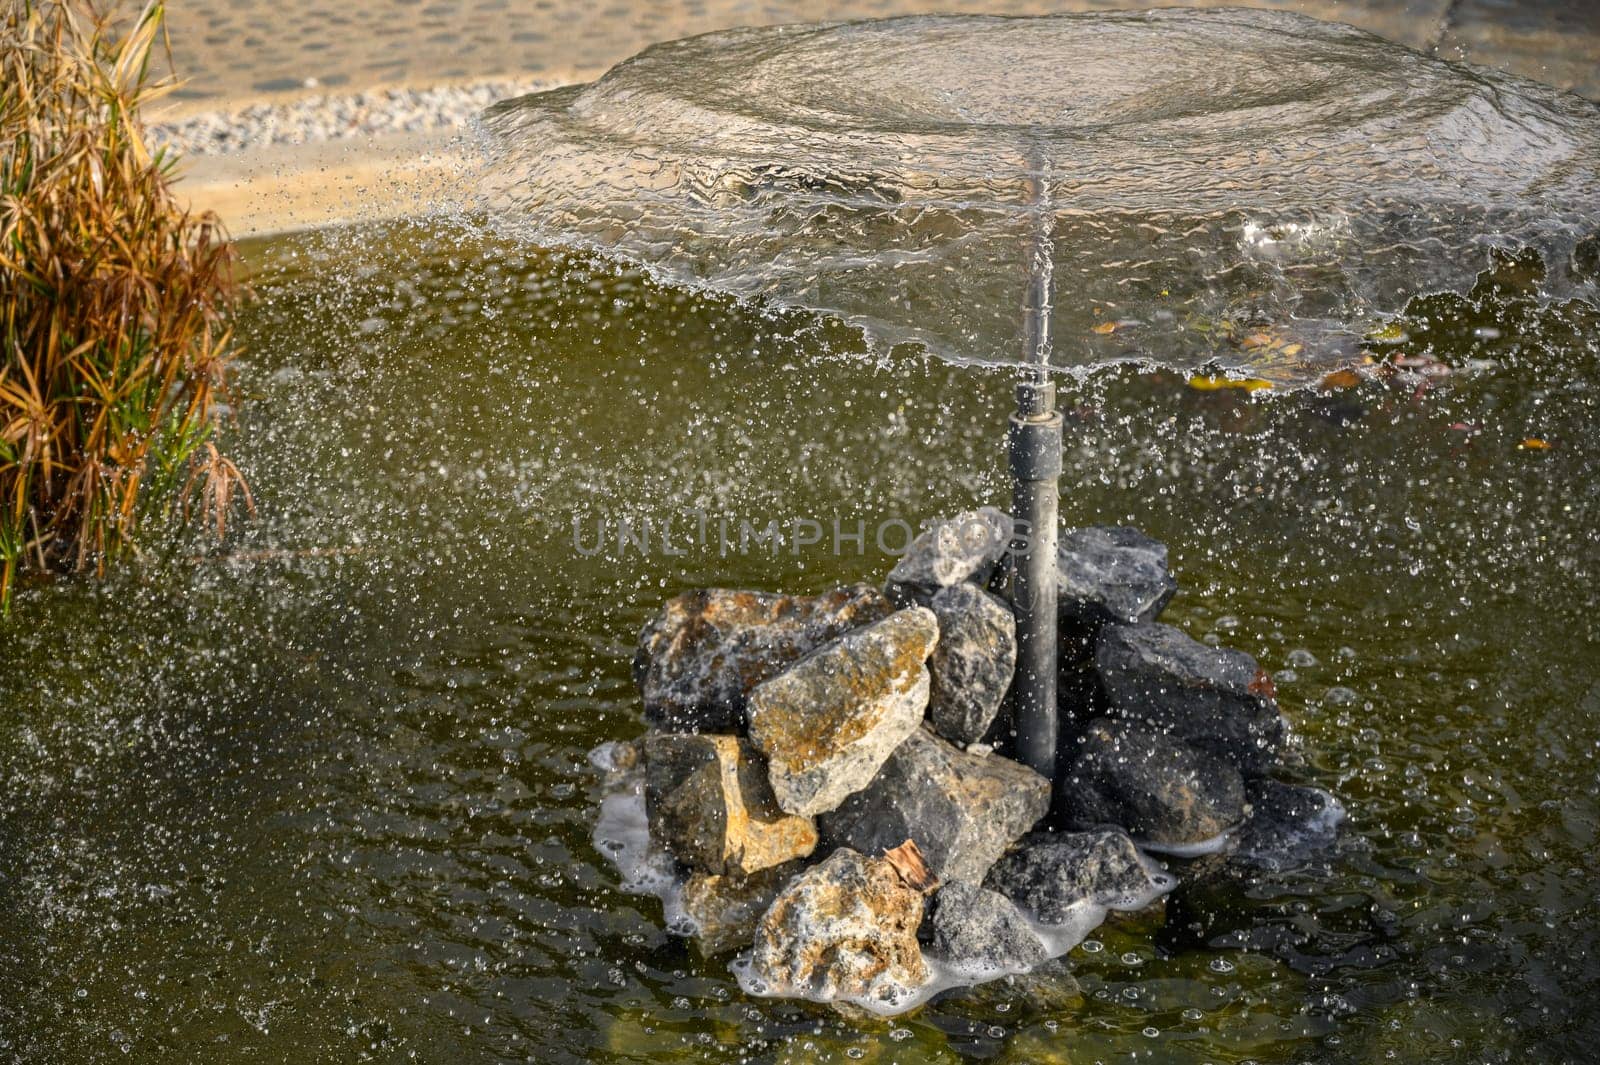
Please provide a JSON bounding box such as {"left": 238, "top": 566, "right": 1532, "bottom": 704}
{"left": 1, "top": 220, "right": 1597, "bottom": 1063}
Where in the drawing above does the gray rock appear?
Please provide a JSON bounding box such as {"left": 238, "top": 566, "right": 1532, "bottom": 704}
{"left": 642, "top": 733, "right": 818, "bottom": 876}
{"left": 927, "top": 880, "right": 1048, "bottom": 972}
{"left": 634, "top": 584, "right": 894, "bottom": 733}
{"left": 748, "top": 848, "right": 928, "bottom": 1005}
{"left": 1095, "top": 622, "right": 1287, "bottom": 776}
{"left": 819, "top": 726, "right": 1049, "bottom": 884}
{"left": 986, "top": 829, "right": 1170, "bottom": 923}
{"left": 1230, "top": 779, "right": 1344, "bottom": 872}
{"left": 1058, "top": 719, "right": 1247, "bottom": 847}
{"left": 927, "top": 583, "right": 1017, "bottom": 745}
{"left": 747, "top": 607, "right": 937, "bottom": 817}
{"left": 884, "top": 508, "right": 1012, "bottom": 607}
{"left": 1058, "top": 526, "right": 1179, "bottom": 633}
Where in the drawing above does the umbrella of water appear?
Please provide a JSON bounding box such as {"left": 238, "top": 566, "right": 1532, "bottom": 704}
{"left": 480, "top": 8, "right": 1600, "bottom": 384}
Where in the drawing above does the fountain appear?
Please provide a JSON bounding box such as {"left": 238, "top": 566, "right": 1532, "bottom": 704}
{"left": 483, "top": 6, "right": 1599, "bottom": 789}
{"left": 479, "top": 6, "right": 1600, "bottom": 1011}
{"left": 482, "top": 9, "right": 1600, "bottom": 382}
{"left": 3, "top": 9, "right": 1599, "bottom": 1046}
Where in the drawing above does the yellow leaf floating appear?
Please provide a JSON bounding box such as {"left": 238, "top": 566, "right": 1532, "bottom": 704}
{"left": 1188, "top": 375, "right": 1274, "bottom": 392}
{"left": 1518, "top": 438, "right": 1552, "bottom": 450}
{"left": 1091, "top": 321, "right": 1119, "bottom": 335}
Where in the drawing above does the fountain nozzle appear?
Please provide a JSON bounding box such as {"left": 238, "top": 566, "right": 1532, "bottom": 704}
{"left": 1009, "top": 166, "right": 1063, "bottom": 789}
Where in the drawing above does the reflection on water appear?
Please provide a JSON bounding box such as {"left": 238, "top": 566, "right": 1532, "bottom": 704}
{"left": 483, "top": 10, "right": 1600, "bottom": 384}
{"left": 0, "top": 221, "right": 1596, "bottom": 1062}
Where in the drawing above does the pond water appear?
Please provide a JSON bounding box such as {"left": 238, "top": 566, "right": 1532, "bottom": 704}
{"left": 1, "top": 220, "right": 1597, "bottom": 1063}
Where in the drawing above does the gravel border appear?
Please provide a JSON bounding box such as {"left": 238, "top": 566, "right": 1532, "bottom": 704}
{"left": 150, "top": 76, "right": 560, "bottom": 157}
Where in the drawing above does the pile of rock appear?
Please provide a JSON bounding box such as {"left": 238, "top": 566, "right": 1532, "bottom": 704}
{"left": 608, "top": 510, "right": 1342, "bottom": 1010}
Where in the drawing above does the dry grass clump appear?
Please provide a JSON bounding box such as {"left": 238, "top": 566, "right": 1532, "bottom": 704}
{"left": 0, "top": 0, "right": 248, "bottom": 611}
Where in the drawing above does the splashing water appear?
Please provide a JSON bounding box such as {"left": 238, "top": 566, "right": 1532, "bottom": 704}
{"left": 481, "top": 9, "right": 1600, "bottom": 384}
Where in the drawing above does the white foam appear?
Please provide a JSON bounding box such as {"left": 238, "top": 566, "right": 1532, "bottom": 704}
{"left": 590, "top": 760, "right": 691, "bottom": 932}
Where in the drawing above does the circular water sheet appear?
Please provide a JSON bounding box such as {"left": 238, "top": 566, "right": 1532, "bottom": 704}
{"left": 481, "top": 9, "right": 1600, "bottom": 384}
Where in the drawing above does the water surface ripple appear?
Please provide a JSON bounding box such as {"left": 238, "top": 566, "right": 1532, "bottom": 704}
{"left": 484, "top": 9, "right": 1600, "bottom": 382}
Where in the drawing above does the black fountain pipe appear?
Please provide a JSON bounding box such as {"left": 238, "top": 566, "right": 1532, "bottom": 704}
{"left": 1009, "top": 167, "right": 1063, "bottom": 786}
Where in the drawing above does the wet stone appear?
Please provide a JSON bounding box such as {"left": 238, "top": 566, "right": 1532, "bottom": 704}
{"left": 747, "top": 607, "right": 937, "bottom": 817}
{"left": 927, "top": 583, "right": 1017, "bottom": 746}
{"left": 1095, "top": 621, "right": 1288, "bottom": 777}
{"left": 884, "top": 508, "right": 1012, "bottom": 608}
{"left": 926, "top": 880, "right": 1048, "bottom": 973}
{"left": 634, "top": 584, "right": 894, "bottom": 733}
{"left": 954, "top": 957, "right": 1083, "bottom": 1014}
{"left": 1058, "top": 525, "right": 1179, "bottom": 638}
{"left": 986, "top": 829, "right": 1170, "bottom": 923}
{"left": 1230, "top": 779, "right": 1344, "bottom": 872}
{"left": 748, "top": 848, "right": 929, "bottom": 1005}
{"left": 643, "top": 733, "right": 818, "bottom": 877}
{"left": 819, "top": 725, "right": 1049, "bottom": 885}
{"left": 1058, "top": 719, "right": 1247, "bottom": 848}
{"left": 681, "top": 863, "right": 800, "bottom": 957}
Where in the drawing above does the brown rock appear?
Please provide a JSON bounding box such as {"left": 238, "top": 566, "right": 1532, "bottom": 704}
{"left": 644, "top": 733, "right": 818, "bottom": 876}
{"left": 748, "top": 848, "right": 929, "bottom": 1005}
{"left": 747, "top": 607, "right": 938, "bottom": 817}
{"left": 634, "top": 584, "right": 895, "bottom": 733}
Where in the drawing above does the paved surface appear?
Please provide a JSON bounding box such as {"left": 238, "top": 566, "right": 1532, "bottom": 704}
{"left": 156, "top": 0, "right": 1599, "bottom": 117}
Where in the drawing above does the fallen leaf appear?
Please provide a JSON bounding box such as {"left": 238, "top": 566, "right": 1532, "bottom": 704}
{"left": 1188, "top": 375, "right": 1274, "bottom": 392}
{"left": 1281, "top": 343, "right": 1304, "bottom": 357}
{"left": 1321, "top": 369, "right": 1362, "bottom": 390}
{"left": 1248, "top": 668, "right": 1278, "bottom": 701}
{"left": 1092, "top": 321, "right": 1119, "bottom": 335}
{"left": 1518, "top": 438, "right": 1552, "bottom": 450}
{"left": 883, "top": 839, "right": 938, "bottom": 894}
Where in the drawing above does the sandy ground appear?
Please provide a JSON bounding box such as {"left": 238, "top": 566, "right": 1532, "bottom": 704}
{"left": 157, "top": 0, "right": 1600, "bottom": 237}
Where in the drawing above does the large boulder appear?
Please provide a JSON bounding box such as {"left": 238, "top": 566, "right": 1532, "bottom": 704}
{"left": 819, "top": 726, "right": 1049, "bottom": 884}
{"left": 1058, "top": 526, "right": 1179, "bottom": 635}
{"left": 1058, "top": 719, "right": 1247, "bottom": 848}
{"left": 986, "top": 829, "right": 1172, "bottom": 923}
{"left": 927, "top": 583, "right": 1016, "bottom": 746}
{"left": 884, "top": 508, "right": 1012, "bottom": 608}
{"left": 634, "top": 585, "right": 894, "bottom": 733}
{"left": 643, "top": 733, "right": 818, "bottom": 876}
{"left": 747, "top": 607, "right": 937, "bottom": 817}
{"left": 1095, "top": 622, "right": 1287, "bottom": 776}
{"left": 926, "top": 880, "right": 1048, "bottom": 973}
{"left": 747, "top": 848, "right": 929, "bottom": 1005}
{"left": 681, "top": 864, "right": 800, "bottom": 956}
